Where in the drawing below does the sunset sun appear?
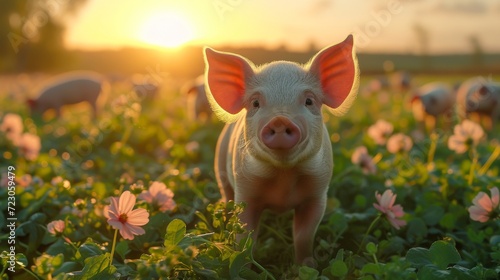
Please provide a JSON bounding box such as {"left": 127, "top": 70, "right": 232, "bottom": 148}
{"left": 138, "top": 12, "right": 195, "bottom": 48}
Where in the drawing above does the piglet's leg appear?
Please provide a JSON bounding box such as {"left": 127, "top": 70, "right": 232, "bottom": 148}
{"left": 237, "top": 200, "right": 263, "bottom": 244}
{"left": 293, "top": 197, "right": 326, "bottom": 266}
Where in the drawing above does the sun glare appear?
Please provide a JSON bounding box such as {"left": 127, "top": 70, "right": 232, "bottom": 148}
{"left": 138, "top": 12, "right": 195, "bottom": 48}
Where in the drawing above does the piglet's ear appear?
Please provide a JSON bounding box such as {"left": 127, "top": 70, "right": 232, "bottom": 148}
{"left": 204, "top": 47, "right": 254, "bottom": 121}
{"left": 309, "top": 34, "right": 359, "bottom": 116}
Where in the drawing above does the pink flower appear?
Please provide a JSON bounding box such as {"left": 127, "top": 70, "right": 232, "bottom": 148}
{"left": 448, "top": 120, "right": 484, "bottom": 154}
{"left": 47, "top": 220, "right": 65, "bottom": 235}
{"left": 367, "top": 120, "right": 393, "bottom": 145}
{"left": 386, "top": 133, "right": 413, "bottom": 154}
{"left": 18, "top": 133, "right": 41, "bottom": 161}
{"left": 373, "top": 189, "right": 407, "bottom": 229}
{"left": 139, "top": 181, "right": 176, "bottom": 212}
{"left": 105, "top": 191, "right": 149, "bottom": 240}
{"left": 0, "top": 173, "right": 9, "bottom": 188}
{"left": 51, "top": 176, "right": 63, "bottom": 185}
{"left": 185, "top": 141, "right": 200, "bottom": 155}
{"left": 468, "top": 187, "right": 499, "bottom": 222}
{"left": 351, "top": 146, "right": 377, "bottom": 175}
{"left": 0, "top": 113, "right": 23, "bottom": 145}
{"left": 16, "top": 174, "right": 32, "bottom": 187}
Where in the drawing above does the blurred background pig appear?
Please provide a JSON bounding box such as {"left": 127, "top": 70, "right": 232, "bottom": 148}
{"left": 389, "top": 71, "right": 412, "bottom": 93}
{"left": 411, "top": 82, "right": 455, "bottom": 131}
{"left": 132, "top": 82, "right": 159, "bottom": 101}
{"left": 456, "top": 77, "right": 500, "bottom": 129}
{"left": 27, "top": 71, "right": 108, "bottom": 119}
{"left": 131, "top": 73, "right": 161, "bottom": 102}
{"left": 183, "top": 75, "right": 212, "bottom": 121}
{"left": 205, "top": 35, "right": 359, "bottom": 265}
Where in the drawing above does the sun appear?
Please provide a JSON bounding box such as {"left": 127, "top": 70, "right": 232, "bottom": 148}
{"left": 138, "top": 11, "right": 195, "bottom": 48}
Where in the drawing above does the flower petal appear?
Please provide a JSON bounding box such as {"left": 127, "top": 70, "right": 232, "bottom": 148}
{"left": 475, "top": 192, "right": 494, "bottom": 212}
{"left": 138, "top": 192, "right": 153, "bottom": 203}
{"left": 490, "top": 187, "right": 499, "bottom": 209}
{"left": 388, "top": 217, "right": 407, "bottom": 230}
{"left": 391, "top": 204, "right": 405, "bottom": 217}
{"left": 125, "top": 224, "right": 146, "bottom": 236}
{"left": 468, "top": 205, "right": 490, "bottom": 222}
{"left": 108, "top": 219, "right": 124, "bottom": 230}
{"left": 119, "top": 191, "right": 136, "bottom": 214}
{"left": 126, "top": 208, "right": 150, "bottom": 226}
{"left": 380, "top": 190, "right": 395, "bottom": 208}
{"left": 373, "top": 203, "right": 386, "bottom": 214}
{"left": 119, "top": 225, "right": 135, "bottom": 240}
{"left": 107, "top": 197, "right": 120, "bottom": 219}
{"left": 159, "top": 200, "right": 177, "bottom": 212}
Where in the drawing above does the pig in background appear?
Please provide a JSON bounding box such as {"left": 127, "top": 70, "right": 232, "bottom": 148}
{"left": 183, "top": 75, "right": 212, "bottom": 121}
{"left": 131, "top": 74, "right": 160, "bottom": 102}
{"left": 205, "top": 35, "right": 359, "bottom": 265}
{"left": 362, "top": 71, "right": 412, "bottom": 96}
{"left": 456, "top": 77, "right": 500, "bottom": 130}
{"left": 410, "top": 82, "right": 455, "bottom": 132}
{"left": 389, "top": 71, "right": 412, "bottom": 93}
{"left": 27, "top": 71, "right": 109, "bottom": 120}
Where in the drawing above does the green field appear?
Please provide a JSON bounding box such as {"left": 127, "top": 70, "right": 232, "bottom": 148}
{"left": 1, "top": 74, "right": 500, "bottom": 279}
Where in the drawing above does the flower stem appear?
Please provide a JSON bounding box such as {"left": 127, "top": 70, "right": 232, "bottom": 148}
{"left": 109, "top": 229, "right": 118, "bottom": 267}
{"left": 120, "top": 125, "right": 132, "bottom": 147}
{"left": 357, "top": 214, "right": 382, "bottom": 255}
{"left": 372, "top": 253, "right": 379, "bottom": 265}
{"left": 21, "top": 267, "right": 41, "bottom": 280}
{"left": 427, "top": 132, "right": 438, "bottom": 164}
{"left": 62, "top": 235, "right": 79, "bottom": 251}
{"left": 478, "top": 145, "right": 500, "bottom": 176}
{"left": 468, "top": 149, "right": 478, "bottom": 186}
{"left": 243, "top": 234, "right": 276, "bottom": 280}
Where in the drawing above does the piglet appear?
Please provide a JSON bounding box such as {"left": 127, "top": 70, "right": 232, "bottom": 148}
{"left": 183, "top": 75, "right": 212, "bottom": 121}
{"left": 133, "top": 82, "right": 159, "bottom": 101}
{"left": 456, "top": 77, "right": 500, "bottom": 127}
{"left": 27, "top": 71, "right": 107, "bottom": 118}
{"left": 389, "top": 71, "right": 411, "bottom": 92}
{"left": 204, "top": 35, "right": 359, "bottom": 264}
{"left": 411, "top": 82, "right": 454, "bottom": 130}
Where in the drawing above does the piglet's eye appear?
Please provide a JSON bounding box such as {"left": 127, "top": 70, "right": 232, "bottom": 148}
{"left": 252, "top": 100, "right": 260, "bottom": 108}
{"left": 305, "top": 98, "right": 313, "bottom": 106}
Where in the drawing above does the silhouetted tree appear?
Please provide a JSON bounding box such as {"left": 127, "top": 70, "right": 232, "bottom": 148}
{"left": 469, "top": 34, "right": 483, "bottom": 69}
{"left": 0, "top": 0, "right": 88, "bottom": 72}
{"left": 412, "top": 22, "right": 431, "bottom": 71}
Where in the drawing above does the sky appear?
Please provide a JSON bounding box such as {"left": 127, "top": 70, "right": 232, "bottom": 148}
{"left": 64, "top": 0, "right": 500, "bottom": 54}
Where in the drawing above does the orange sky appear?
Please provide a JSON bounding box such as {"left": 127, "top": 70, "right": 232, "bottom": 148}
{"left": 64, "top": 0, "right": 500, "bottom": 54}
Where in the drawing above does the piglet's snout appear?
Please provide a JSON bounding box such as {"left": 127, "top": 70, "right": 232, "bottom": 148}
{"left": 260, "top": 116, "right": 301, "bottom": 150}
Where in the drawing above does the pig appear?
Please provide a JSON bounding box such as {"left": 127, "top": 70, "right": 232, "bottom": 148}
{"left": 411, "top": 82, "right": 455, "bottom": 131}
{"left": 27, "top": 71, "right": 108, "bottom": 119}
{"left": 183, "top": 75, "right": 212, "bottom": 121}
{"left": 204, "top": 35, "right": 359, "bottom": 264}
{"left": 456, "top": 77, "right": 500, "bottom": 127}
{"left": 389, "top": 71, "right": 411, "bottom": 92}
{"left": 133, "top": 82, "right": 159, "bottom": 101}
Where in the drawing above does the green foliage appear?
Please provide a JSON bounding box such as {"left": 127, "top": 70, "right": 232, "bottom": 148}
{"left": 1, "top": 75, "right": 500, "bottom": 278}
